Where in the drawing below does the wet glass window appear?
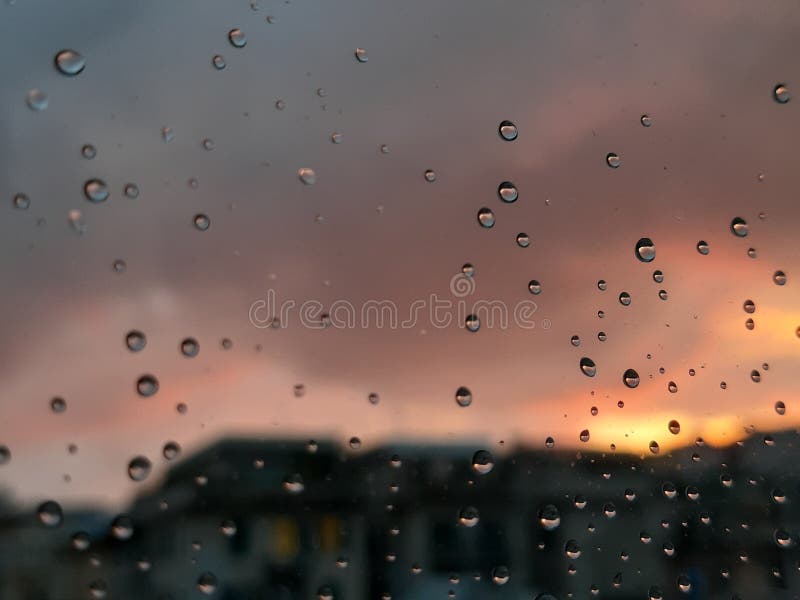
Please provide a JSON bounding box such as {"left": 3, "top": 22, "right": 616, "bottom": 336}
{"left": 1, "top": 1, "right": 799, "bottom": 599}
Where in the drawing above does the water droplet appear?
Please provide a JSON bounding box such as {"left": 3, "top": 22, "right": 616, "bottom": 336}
{"left": 283, "top": 473, "right": 305, "bottom": 493}
{"left": 26, "top": 89, "right": 48, "bottom": 111}
{"left": 54, "top": 49, "right": 86, "bottom": 76}
{"left": 50, "top": 397, "right": 66, "bottom": 414}
{"left": 181, "top": 338, "right": 199, "bottom": 357}
{"left": 635, "top": 238, "right": 656, "bottom": 262}
{"left": 461, "top": 263, "right": 475, "bottom": 277}
{"left": 424, "top": 169, "right": 437, "bottom": 182}
{"left": 498, "top": 120, "right": 518, "bottom": 141}
{"left": 161, "top": 126, "right": 174, "bottom": 143}
{"left": 81, "top": 144, "right": 97, "bottom": 159}
{"left": 597, "top": 279, "right": 607, "bottom": 291}
{"left": 367, "top": 392, "right": 380, "bottom": 405}
{"left": 497, "top": 181, "right": 518, "bottom": 203}
{"left": 71, "top": 531, "right": 90, "bottom": 551}
{"left": 458, "top": 506, "right": 479, "bottom": 527}
{"left": 197, "top": 572, "right": 218, "bottom": 595}
{"left": 212, "top": 54, "right": 226, "bottom": 69}
{"left": 597, "top": 331, "right": 607, "bottom": 341}
{"left": 730, "top": 217, "right": 749, "bottom": 237}
{"left": 668, "top": 381, "right": 678, "bottom": 393}
{"left": 465, "top": 314, "right": 480, "bottom": 332}
{"left": 84, "top": 179, "right": 109, "bottom": 203}
{"left": 354, "top": 47, "right": 368, "bottom": 62}
{"left": 606, "top": 152, "right": 621, "bottom": 168}
{"left": 471, "top": 450, "right": 494, "bottom": 475}
{"left": 538, "top": 504, "right": 561, "bottom": 530}
{"left": 748, "top": 247, "right": 757, "bottom": 258}
{"left": 619, "top": 291, "right": 631, "bottom": 306}
{"left": 570, "top": 335, "right": 581, "bottom": 347}
{"left": 89, "top": 580, "right": 108, "bottom": 599}
{"left": 565, "top": 539, "right": 582, "bottom": 559}
{"left": 668, "top": 420, "right": 680, "bottom": 434}
{"left": 773, "top": 270, "right": 787, "bottom": 285}
{"left": 516, "top": 233, "right": 530, "bottom": 247}
{"left": 455, "top": 386, "right": 472, "bottom": 407}
{"left": 37, "top": 500, "right": 63, "bottom": 527}
{"left": 652, "top": 270, "right": 664, "bottom": 284}
{"left": 774, "top": 83, "right": 790, "bottom": 104}
{"left": 126, "top": 330, "right": 146, "bottom": 352}
{"left": 580, "top": 357, "right": 596, "bottom": 377}
{"left": 472, "top": 207, "right": 496, "bottom": 230}
{"left": 13, "top": 193, "right": 30, "bottom": 210}
{"left": 579, "top": 429, "right": 590, "bottom": 443}
{"left": 491, "top": 566, "right": 510, "bottom": 585}
{"left": 163, "top": 441, "right": 181, "bottom": 460}
{"left": 349, "top": 436, "right": 361, "bottom": 450}
{"left": 123, "top": 183, "right": 139, "bottom": 199}
{"left": 662, "top": 482, "right": 677, "bottom": 499}
{"left": 298, "top": 167, "right": 316, "bottom": 185}
{"left": 640, "top": 114, "right": 653, "bottom": 127}
{"left": 775, "top": 528, "right": 793, "bottom": 548}
{"left": 545, "top": 436, "right": 555, "bottom": 449}
{"left": 696, "top": 240, "right": 709, "bottom": 255}
{"left": 136, "top": 374, "right": 159, "bottom": 397}
{"left": 750, "top": 369, "right": 761, "bottom": 383}
{"left": 775, "top": 401, "right": 786, "bottom": 415}
{"left": 649, "top": 440, "right": 660, "bottom": 454}
{"left": 219, "top": 519, "right": 237, "bottom": 537}
{"left": 331, "top": 132, "right": 343, "bottom": 144}
{"left": 228, "top": 28, "right": 247, "bottom": 48}
{"left": 528, "top": 280, "right": 542, "bottom": 295}
{"left": 623, "top": 369, "right": 640, "bottom": 388}
{"left": 193, "top": 213, "right": 211, "bottom": 231}
{"left": 743, "top": 299, "right": 756, "bottom": 314}
{"left": 127, "top": 456, "right": 152, "bottom": 482}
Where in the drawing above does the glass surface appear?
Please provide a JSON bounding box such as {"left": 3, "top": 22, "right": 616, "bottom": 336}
{"left": 1, "top": 1, "right": 799, "bottom": 598}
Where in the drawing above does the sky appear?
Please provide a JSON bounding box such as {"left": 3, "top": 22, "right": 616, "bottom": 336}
{"left": 0, "top": 0, "right": 799, "bottom": 510}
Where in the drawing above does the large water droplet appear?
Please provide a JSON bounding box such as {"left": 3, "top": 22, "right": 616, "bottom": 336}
{"left": 471, "top": 450, "right": 494, "bottom": 475}
{"left": 730, "top": 217, "right": 749, "bottom": 237}
{"left": 498, "top": 181, "right": 518, "bottom": 203}
{"left": 635, "top": 238, "right": 655, "bottom": 262}
{"left": 579, "top": 357, "right": 596, "bottom": 377}
{"left": 477, "top": 207, "right": 495, "bottom": 228}
{"left": 623, "top": 369, "right": 640, "bottom": 388}
{"left": 54, "top": 49, "right": 86, "bottom": 76}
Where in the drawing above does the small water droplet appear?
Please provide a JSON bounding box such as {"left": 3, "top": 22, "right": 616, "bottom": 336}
{"left": 455, "top": 386, "right": 472, "bottom": 407}
{"left": 283, "top": 473, "right": 305, "bottom": 493}
{"left": 123, "top": 183, "right": 139, "bottom": 199}
{"left": 81, "top": 144, "right": 97, "bottom": 159}
{"left": 228, "top": 28, "right": 247, "bottom": 48}
{"left": 773, "top": 270, "right": 787, "bottom": 285}
{"left": 163, "top": 441, "right": 181, "bottom": 460}
{"left": 668, "top": 420, "right": 680, "bottom": 434}
{"left": 424, "top": 169, "right": 437, "bottom": 182}
{"left": 458, "top": 506, "right": 479, "bottom": 527}
{"left": 136, "top": 374, "right": 159, "bottom": 397}
{"left": 516, "top": 233, "right": 530, "bottom": 248}
{"left": 84, "top": 179, "right": 109, "bottom": 203}
{"left": 498, "top": 120, "right": 518, "bottom": 141}
{"left": 197, "top": 572, "right": 218, "bottom": 595}
{"left": 774, "top": 83, "right": 790, "bottom": 104}
{"left": 26, "top": 89, "right": 48, "bottom": 111}
{"left": 212, "top": 54, "right": 226, "bottom": 69}
{"left": 12, "top": 193, "right": 30, "bottom": 210}
{"left": 743, "top": 299, "right": 756, "bottom": 314}
{"left": 54, "top": 49, "right": 86, "bottom": 76}
{"left": 565, "top": 539, "right": 582, "bottom": 559}
{"left": 331, "top": 132, "right": 343, "bottom": 144}
{"left": 50, "top": 397, "right": 66, "bottom": 414}
{"left": 570, "top": 335, "right": 581, "bottom": 347}
{"left": 127, "top": 456, "right": 152, "bottom": 482}
{"left": 368, "top": 392, "right": 380, "bottom": 405}
{"left": 775, "top": 401, "right": 786, "bottom": 415}
{"left": 126, "top": 330, "right": 146, "bottom": 352}
{"left": 181, "top": 338, "right": 199, "bottom": 357}
{"left": 161, "top": 126, "right": 174, "bottom": 143}
{"left": 668, "top": 381, "right": 678, "bottom": 393}
{"left": 528, "top": 280, "right": 542, "bottom": 295}
{"left": 71, "top": 531, "right": 90, "bottom": 551}
{"left": 298, "top": 167, "right": 317, "bottom": 185}
{"left": 491, "top": 566, "right": 510, "bottom": 585}
{"left": 579, "top": 429, "right": 590, "bottom": 442}
{"left": 750, "top": 369, "right": 761, "bottom": 383}
{"left": 619, "top": 291, "right": 631, "bottom": 306}
{"left": 606, "top": 152, "right": 621, "bottom": 168}
{"left": 193, "top": 214, "right": 211, "bottom": 231}
{"left": 640, "top": 114, "right": 653, "bottom": 127}
{"left": 597, "top": 279, "right": 607, "bottom": 291}
{"left": 538, "top": 504, "right": 561, "bottom": 530}
{"left": 37, "top": 500, "right": 63, "bottom": 527}
{"left": 696, "top": 240, "right": 709, "bottom": 255}
{"left": 354, "top": 47, "right": 368, "bottom": 62}
{"left": 649, "top": 440, "right": 660, "bottom": 454}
